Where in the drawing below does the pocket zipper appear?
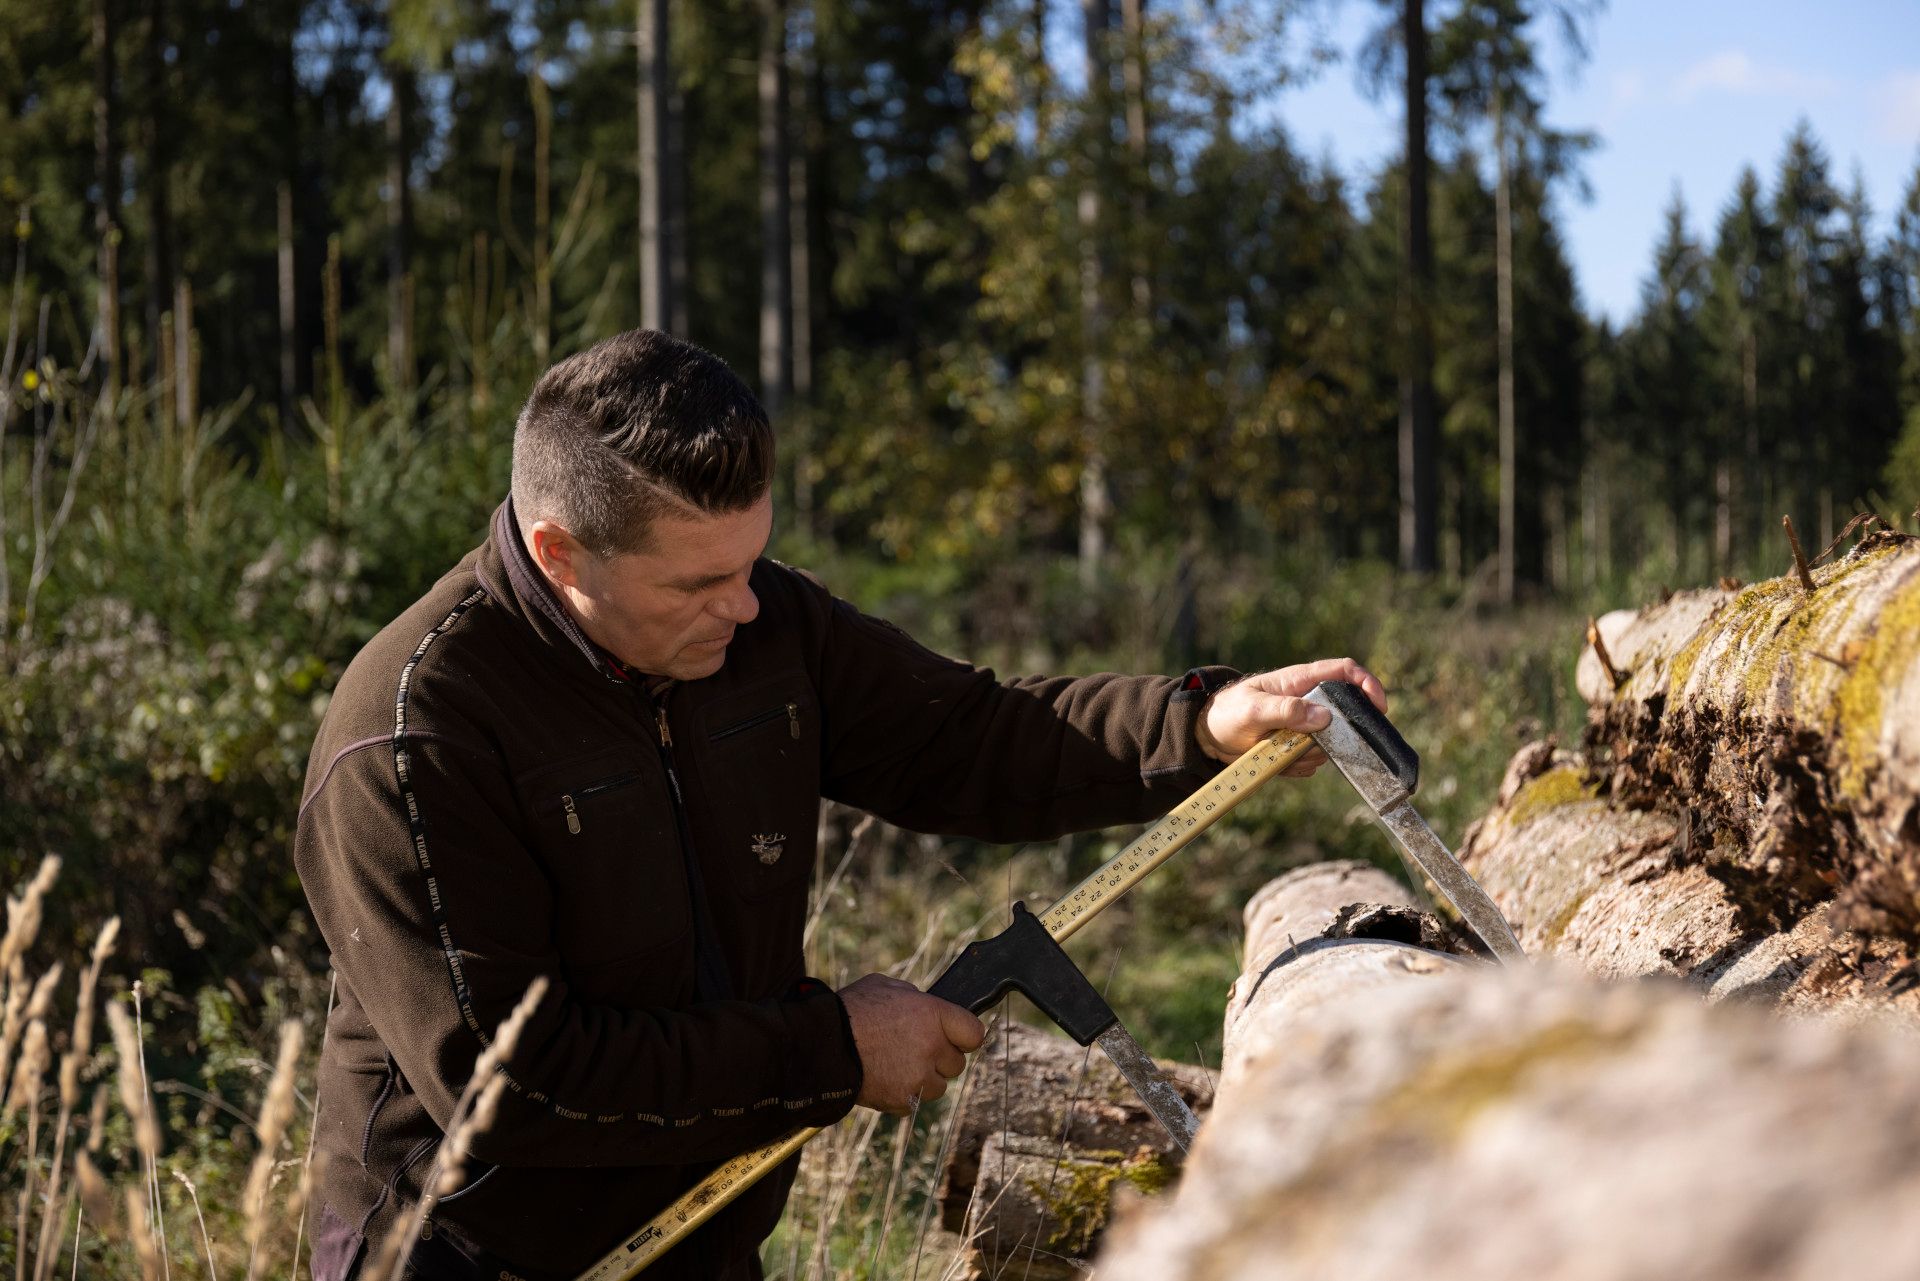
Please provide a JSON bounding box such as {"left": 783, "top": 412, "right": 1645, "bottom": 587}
{"left": 561, "top": 771, "right": 639, "bottom": 835}
{"left": 711, "top": 702, "right": 801, "bottom": 743}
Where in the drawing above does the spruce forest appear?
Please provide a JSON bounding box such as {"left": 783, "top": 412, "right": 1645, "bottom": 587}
{"left": 3, "top": 0, "right": 1920, "bottom": 1276}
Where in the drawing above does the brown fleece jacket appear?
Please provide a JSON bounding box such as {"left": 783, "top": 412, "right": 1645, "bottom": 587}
{"left": 293, "top": 500, "right": 1232, "bottom": 1279}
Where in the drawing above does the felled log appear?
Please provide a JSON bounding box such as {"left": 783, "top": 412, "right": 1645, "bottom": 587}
{"left": 936, "top": 1021, "right": 1213, "bottom": 1279}
{"left": 1096, "top": 863, "right": 1920, "bottom": 1281}
{"left": 1447, "top": 532, "right": 1920, "bottom": 1020}
{"left": 1459, "top": 745, "right": 1920, "bottom": 1020}
{"left": 1576, "top": 530, "right": 1920, "bottom": 938}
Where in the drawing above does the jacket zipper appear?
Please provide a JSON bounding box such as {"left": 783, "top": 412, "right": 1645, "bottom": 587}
{"left": 559, "top": 771, "right": 638, "bottom": 835}
{"left": 710, "top": 702, "right": 801, "bottom": 743}
{"left": 646, "top": 688, "right": 733, "bottom": 1000}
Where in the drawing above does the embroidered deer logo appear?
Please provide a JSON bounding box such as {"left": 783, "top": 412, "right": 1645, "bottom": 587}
{"left": 751, "top": 833, "right": 786, "bottom": 865}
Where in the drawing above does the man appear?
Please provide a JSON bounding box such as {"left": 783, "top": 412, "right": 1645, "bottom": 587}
{"left": 295, "top": 329, "right": 1384, "bottom": 1281}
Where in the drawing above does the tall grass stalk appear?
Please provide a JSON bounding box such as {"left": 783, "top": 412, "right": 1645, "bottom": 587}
{"left": 30, "top": 917, "right": 117, "bottom": 1281}
{"left": 241, "top": 1021, "right": 303, "bottom": 1280}
{"left": 171, "top": 1170, "right": 218, "bottom": 1281}
{"left": 362, "top": 976, "right": 549, "bottom": 1281}
{"left": 131, "top": 984, "right": 172, "bottom": 1280}
{"left": 288, "top": 972, "right": 339, "bottom": 1281}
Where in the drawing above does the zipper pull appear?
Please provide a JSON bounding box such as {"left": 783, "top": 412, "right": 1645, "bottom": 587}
{"left": 562, "top": 795, "right": 581, "bottom": 835}
{"left": 786, "top": 702, "right": 800, "bottom": 740}
{"left": 656, "top": 704, "right": 673, "bottom": 748}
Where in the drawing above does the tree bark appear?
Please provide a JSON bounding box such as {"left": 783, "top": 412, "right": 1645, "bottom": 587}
{"left": 1119, "top": 0, "right": 1149, "bottom": 315}
{"left": 532, "top": 69, "right": 552, "bottom": 368}
{"left": 386, "top": 66, "right": 415, "bottom": 394}
{"left": 757, "top": 0, "right": 792, "bottom": 417}
{"left": 1398, "top": 0, "right": 1437, "bottom": 576}
{"left": 1095, "top": 864, "right": 1920, "bottom": 1281}
{"left": 142, "top": 0, "right": 172, "bottom": 390}
{"left": 1493, "top": 93, "right": 1516, "bottom": 604}
{"left": 937, "top": 1022, "right": 1212, "bottom": 1280}
{"left": 636, "top": 0, "right": 672, "bottom": 332}
{"left": 666, "top": 68, "right": 691, "bottom": 339}
{"left": 276, "top": 0, "right": 299, "bottom": 427}
{"left": 94, "top": 0, "right": 122, "bottom": 397}
{"left": 1077, "top": 0, "right": 1112, "bottom": 590}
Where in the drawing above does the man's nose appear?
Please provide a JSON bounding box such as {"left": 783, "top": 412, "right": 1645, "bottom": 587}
{"left": 711, "top": 579, "right": 760, "bottom": 625}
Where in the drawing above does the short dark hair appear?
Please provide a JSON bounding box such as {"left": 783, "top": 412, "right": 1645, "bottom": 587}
{"left": 510, "top": 329, "right": 774, "bottom": 557}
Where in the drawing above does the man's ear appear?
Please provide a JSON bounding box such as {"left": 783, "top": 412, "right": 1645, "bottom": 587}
{"left": 529, "top": 520, "right": 588, "bottom": 590}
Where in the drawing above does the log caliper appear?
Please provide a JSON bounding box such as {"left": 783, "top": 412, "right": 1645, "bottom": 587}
{"left": 576, "top": 681, "right": 1523, "bottom": 1280}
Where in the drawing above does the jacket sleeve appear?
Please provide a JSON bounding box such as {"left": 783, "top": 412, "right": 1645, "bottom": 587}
{"left": 294, "top": 733, "right": 861, "bottom": 1169}
{"left": 796, "top": 573, "right": 1237, "bottom": 841}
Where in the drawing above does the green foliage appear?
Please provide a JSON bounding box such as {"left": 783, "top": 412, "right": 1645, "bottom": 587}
{"left": 1883, "top": 405, "right": 1920, "bottom": 516}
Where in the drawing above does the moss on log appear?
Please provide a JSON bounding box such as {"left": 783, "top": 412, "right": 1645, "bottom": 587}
{"left": 1574, "top": 531, "right": 1920, "bottom": 939}
{"left": 936, "top": 1021, "right": 1211, "bottom": 1278}
{"left": 1094, "top": 864, "right": 1920, "bottom": 1281}
{"left": 1460, "top": 749, "right": 1920, "bottom": 1020}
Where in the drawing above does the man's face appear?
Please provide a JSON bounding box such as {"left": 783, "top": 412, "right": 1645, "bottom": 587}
{"left": 530, "top": 494, "right": 773, "bottom": 681}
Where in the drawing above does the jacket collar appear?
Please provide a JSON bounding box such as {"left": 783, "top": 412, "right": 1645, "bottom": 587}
{"left": 482, "top": 498, "right": 630, "bottom": 686}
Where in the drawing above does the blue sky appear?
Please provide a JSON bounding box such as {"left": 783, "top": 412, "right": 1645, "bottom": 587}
{"left": 1269, "top": 0, "right": 1920, "bottom": 324}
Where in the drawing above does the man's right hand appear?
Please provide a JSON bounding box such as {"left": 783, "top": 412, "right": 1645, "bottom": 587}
{"left": 837, "top": 973, "right": 986, "bottom": 1115}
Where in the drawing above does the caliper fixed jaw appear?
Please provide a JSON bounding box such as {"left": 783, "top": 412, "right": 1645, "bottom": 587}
{"left": 926, "top": 902, "right": 1201, "bottom": 1150}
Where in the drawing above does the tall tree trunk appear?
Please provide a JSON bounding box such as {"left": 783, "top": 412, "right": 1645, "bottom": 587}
{"left": 1031, "top": 0, "right": 1050, "bottom": 136}
{"left": 1714, "top": 447, "right": 1733, "bottom": 572}
{"left": 1493, "top": 94, "right": 1516, "bottom": 604}
{"left": 172, "top": 276, "right": 193, "bottom": 426}
{"left": 532, "top": 69, "right": 552, "bottom": 367}
{"left": 757, "top": 0, "right": 791, "bottom": 416}
{"left": 386, "top": 66, "right": 414, "bottom": 394}
{"left": 141, "top": 0, "right": 171, "bottom": 389}
{"left": 1743, "top": 324, "right": 1761, "bottom": 558}
{"left": 788, "top": 2, "right": 813, "bottom": 406}
{"left": 94, "top": 0, "right": 122, "bottom": 397}
{"left": 276, "top": 0, "right": 298, "bottom": 426}
{"left": 1398, "top": 0, "right": 1438, "bottom": 575}
{"left": 1078, "top": 0, "right": 1112, "bottom": 590}
{"left": 789, "top": 0, "right": 817, "bottom": 535}
{"left": 277, "top": 183, "right": 297, "bottom": 424}
{"left": 666, "top": 72, "right": 691, "bottom": 339}
{"left": 636, "top": 0, "right": 671, "bottom": 333}
{"left": 1120, "top": 0, "right": 1150, "bottom": 315}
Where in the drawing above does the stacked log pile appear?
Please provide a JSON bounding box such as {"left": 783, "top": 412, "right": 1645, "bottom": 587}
{"left": 1085, "top": 530, "right": 1920, "bottom": 1277}
{"left": 1096, "top": 863, "right": 1920, "bottom": 1281}
{"left": 1461, "top": 528, "right": 1920, "bottom": 1016}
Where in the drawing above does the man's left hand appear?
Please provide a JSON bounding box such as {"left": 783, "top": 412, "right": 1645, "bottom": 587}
{"left": 1198, "top": 658, "right": 1387, "bottom": 775}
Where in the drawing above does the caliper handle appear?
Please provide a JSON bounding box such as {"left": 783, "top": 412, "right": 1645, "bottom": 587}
{"left": 1314, "top": 680, "right": 1419, "bottom": 794}
{"left": 926, "top": 902, "right": 1116, "bottom": 1045}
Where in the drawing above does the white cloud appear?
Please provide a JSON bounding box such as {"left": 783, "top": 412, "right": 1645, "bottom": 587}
{"left": 1672, "top": 50, "right": 1838, "bottom": 104}
{"left": 1876, "top": 72, "right": 1920, "bottom": 145}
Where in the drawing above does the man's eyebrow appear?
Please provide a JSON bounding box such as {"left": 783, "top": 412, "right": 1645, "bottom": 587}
{"left": 664, "top": 568, "right": 744, "bottom": 595}
{"left": 668, "top": 570, "right": 735, "bottom": 591}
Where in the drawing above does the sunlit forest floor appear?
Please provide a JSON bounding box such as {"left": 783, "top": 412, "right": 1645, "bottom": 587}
{"left": 0, "top": 385, "right": 1813, "bottom": 1276}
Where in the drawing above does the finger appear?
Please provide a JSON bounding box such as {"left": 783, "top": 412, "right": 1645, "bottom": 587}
{"left": 1245, "top": 690, "right": 1332, "bottom": 735}
{"left": 939, "top": 1003, "right": 988, "bottom": 1052}
{"left": 936, "top": 1047, "right": 967, "bottom": 1079}
{"left": 1282, "top": 760, "right": 1319, "bottom": 777}
{"left": 1350, "top": 665, "right": 1389, "bottom": 712}
{"left": 1247, "top": 658, "right": 1361, "bottom": 698}
{"left": 917, "top": 1074, "right": 949, "bottom": 1104}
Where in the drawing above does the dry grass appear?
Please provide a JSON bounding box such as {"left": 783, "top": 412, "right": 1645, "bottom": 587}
{"left": 0, "top": 861, "right": 335, "bottom": 1280}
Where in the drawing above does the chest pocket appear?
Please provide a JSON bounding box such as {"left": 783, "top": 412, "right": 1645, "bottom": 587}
{"left": 521, "top": 750, "right": 691, "bottom": 975}
{"left": 695, "top": 682, "right": 822, "bottom": 902}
